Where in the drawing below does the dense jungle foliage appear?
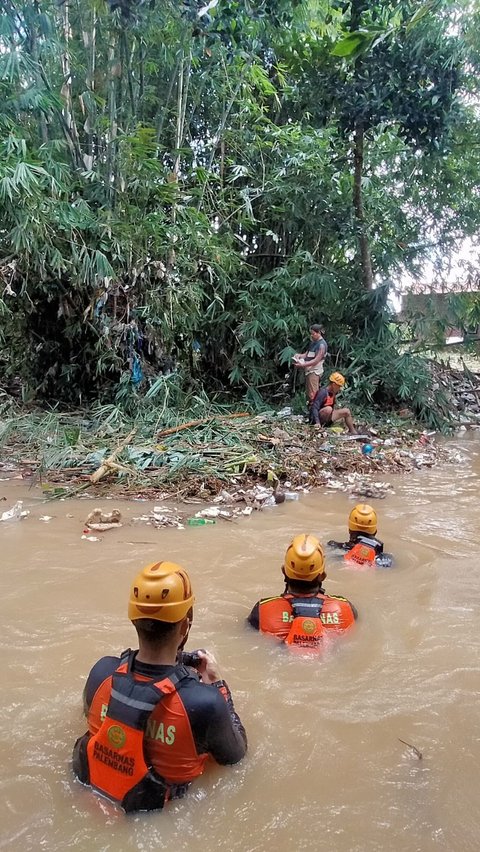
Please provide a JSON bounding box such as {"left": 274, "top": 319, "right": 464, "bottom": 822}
{"left": 1, "top": 0, "right": 480, "bottom": 427}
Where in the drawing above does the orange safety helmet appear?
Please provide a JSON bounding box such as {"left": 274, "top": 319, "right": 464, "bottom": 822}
{"left": 348, "top": 503, "right": 377, "bottom": 535}
{"left": 284, "top": 534, "right": 325, "bottom": 582}
{"left": 329, "top": 372, "right": 345, "bottom": 387}
{"left": 128, "top": 561, "right": 195, "bottom": 623}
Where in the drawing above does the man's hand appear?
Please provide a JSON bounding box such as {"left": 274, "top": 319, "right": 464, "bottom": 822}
{"left": 196, "top": 650, "right": 221, "bottom": 685}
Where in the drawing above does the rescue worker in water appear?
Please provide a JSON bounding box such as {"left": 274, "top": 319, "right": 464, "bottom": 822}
{"left": 327, "top": 503, "right": 394, "bottom": 568}
{"left": 247, "top": 534, "right": 357, "bottom": 647}
{"left": 72, "top": 561, "right": 247, "bottom": 813}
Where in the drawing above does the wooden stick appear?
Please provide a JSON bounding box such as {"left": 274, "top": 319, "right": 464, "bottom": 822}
{"left": 156, "top": 413, "right": 250, "bottom": 439}
{"left": 398, "top": 738, "right": 422, "bottom": 760}
{"left": 89, "top": 429, "right": 136, "bottom": 484}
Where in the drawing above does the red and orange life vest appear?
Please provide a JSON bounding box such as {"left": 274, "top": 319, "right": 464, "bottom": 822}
{"left": 73, "top": 651, "right": 205, "bottom": 812}
{"left": 323, "top": 390, "right": 335, "bottom": 408}
{"left": 343, "top": 535, "right": 381, "bottom": 568}
{"left": 344, "top": 541, "right": 376, "bottom": 566}
{"left": 258, "top": 592, "right": 355, "bottom": 643}
{"left": 284, "top": 596, "right": 326, "bottom": 648}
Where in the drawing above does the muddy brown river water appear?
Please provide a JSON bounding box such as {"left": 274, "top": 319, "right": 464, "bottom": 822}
{"left": 1, "top": 436, "right": 479, "bottom": 852}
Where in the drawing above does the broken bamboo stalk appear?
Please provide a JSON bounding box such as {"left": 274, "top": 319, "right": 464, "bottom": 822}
{"left": 89, "top": 429, "right": 136, "bottom": 484}
{"left": 156, "top": 413, "right": 250, "bottom": 438}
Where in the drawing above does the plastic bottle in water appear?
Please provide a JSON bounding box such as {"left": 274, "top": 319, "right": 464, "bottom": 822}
{"left": 187, "top": 518, "right": 216, "bottom": 526}
{"left": 283, "top": 492, "right": 299, "bottom": 501}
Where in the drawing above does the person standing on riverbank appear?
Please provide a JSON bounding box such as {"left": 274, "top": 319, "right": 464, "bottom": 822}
{"left": 310, "top": 372, "right": 357, "bottom": 434}
{"left": 292, "top": 324, "right": 328, "bottom": 404}
{"left": 247, "top": 534, "right": 357, "bottom": 647}
{"left": 72, "top": 561, "right": 247, "bottom": 812}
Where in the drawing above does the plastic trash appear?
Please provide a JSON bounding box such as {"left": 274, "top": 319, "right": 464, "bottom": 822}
{"left": 195, "top": 507, "right": 221, "bottom": 518}
{"left": 0, "top": 501, "right": 29, "bottom": 522}
{"left": 85, "top": 508, "right": 122, "bottom": 531}
{"left": 187, "top": 518, "right": 216, "bottom": 526}
{"left": 262, "top": 496, "right": 277, "bottom": 507}
{"left": 361, "top": 444, "right": 374, "bottom": 456}
{"left": 283, "top": 492, "right": 299, "bottom": 501}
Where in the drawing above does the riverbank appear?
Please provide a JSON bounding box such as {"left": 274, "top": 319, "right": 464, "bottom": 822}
{"left": 3, "top": 352, "right": 480, "bottom": 511}
{"left": 0, "top": 397, "right": 453, "bottom": 515}
{"left": 5, "top": 350, "right": 480, "bottom": 525}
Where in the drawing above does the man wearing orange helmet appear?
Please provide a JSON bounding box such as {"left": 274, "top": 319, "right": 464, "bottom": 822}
{"left": 73, "top": 561, "right": 247, "bottom": 812}
{"left": 247, "top": 535, "right": 357, "bottom": 647}
{"left": 327, "top": 504, "right": 393, "bottom": 568}
{"left": 310, "top": 372, "right": 357, "bottom": 434}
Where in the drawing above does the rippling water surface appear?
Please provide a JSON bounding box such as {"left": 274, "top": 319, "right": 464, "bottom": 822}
{"left": 1, "top": 437, "right": 479, "bottom": 851}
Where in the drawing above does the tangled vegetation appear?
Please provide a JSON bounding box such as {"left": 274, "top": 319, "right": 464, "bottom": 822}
{"left": 1, "top": 1, "right": 480, "bottom": 430}
{"left": 0, "top": 389, "right": 445, "bottom": 500}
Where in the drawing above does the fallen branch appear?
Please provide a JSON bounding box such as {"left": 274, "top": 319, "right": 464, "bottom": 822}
{"left": 89, "top": 429, "right": 136, "bottom": 484}
{"left": 156, "top": 412, "right": 250, "bottom": 438}
{"left": 398, "top": 738, "right": 422, "bottom": 760}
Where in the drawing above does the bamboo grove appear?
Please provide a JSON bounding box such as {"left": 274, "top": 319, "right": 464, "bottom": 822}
{"left": 1, "top": 0, "right": 480, "bottom": 427}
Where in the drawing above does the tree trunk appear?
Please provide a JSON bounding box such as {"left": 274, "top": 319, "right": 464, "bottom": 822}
{"left": 156, "top": 55, "right": 181, "bottom": 147}
{"left": 106, "top": 36, "right": 119, "bottom": 209}
{"left": 353, "top": 118, "right": 374, "bottom": 290}
{"left": 167, "top": 49, "right": 192, "bottom": 269}
{"left": 60, "top": 1, "right": 83, "bottom": 168}
{"left": 82, "top": 10, "right": 97, "bottom": 167}
{"left": 29, "top": 16, "right": 49, "bottom": 145}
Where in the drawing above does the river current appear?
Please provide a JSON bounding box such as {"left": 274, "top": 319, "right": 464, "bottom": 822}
{"left": 1, "top": 436, "right": 479, "bottom": 851}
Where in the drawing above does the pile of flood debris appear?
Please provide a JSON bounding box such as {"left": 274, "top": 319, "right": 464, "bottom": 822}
{"left": 0, "top": 402, "right": 452, "bottom": 507}
{"left": 430, "top": 358, "right": 480, "bottom": 427}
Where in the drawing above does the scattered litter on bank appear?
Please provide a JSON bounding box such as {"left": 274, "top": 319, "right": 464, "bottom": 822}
{"left": 0, "top": 404, "right": 456, "bottom": 509}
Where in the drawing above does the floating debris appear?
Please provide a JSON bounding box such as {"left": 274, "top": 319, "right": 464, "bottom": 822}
{"left": 0, "top": 500, "right": 29, "bottom": 522}
{"left": 85, "top": 508, "right": 123, "bottom": 531}
{"left": 132, "top": 508, "right": 184, "bottom": 529}
{"left": 351, "top": 481, "right": 394, "bottom": 500}
{"left": 195, "top": 507, "right": 232, "bottom": 520}
{"left": 398, "top": 738, "right": 423, "bottom": 760}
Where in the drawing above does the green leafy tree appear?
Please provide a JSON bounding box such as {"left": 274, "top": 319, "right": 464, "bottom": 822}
{"left": 0, "top": 0, "right": 479, "bottom": 430}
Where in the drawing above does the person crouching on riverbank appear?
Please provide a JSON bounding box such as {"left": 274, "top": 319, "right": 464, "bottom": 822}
{"left": 327, "top": 503, "right": 393, "bottom": 568}
{"left": 310, "top": 372, "right": 357, "bottom": 434}
{"left": 247, "top": 534, "right": 357, "bottom": 648}
{"left": 72, "top": 561, "right": 247, "bottom": 813}
{"left": 292, "top": 324, "right": 328, "bottom": 405}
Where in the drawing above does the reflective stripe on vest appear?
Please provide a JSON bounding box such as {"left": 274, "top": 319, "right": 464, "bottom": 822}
{"left": 73, "top": 651, "right": 192, "bottom": 812}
